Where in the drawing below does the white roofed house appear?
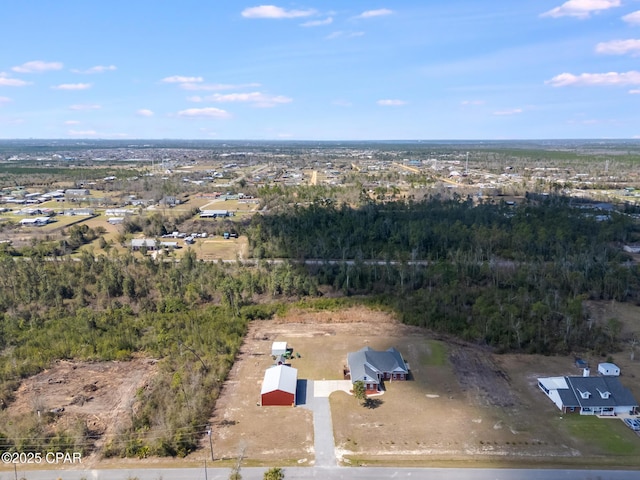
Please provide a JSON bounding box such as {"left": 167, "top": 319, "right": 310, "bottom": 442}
{"left": 19, "top": 217, "right": 50, "bottom": 227}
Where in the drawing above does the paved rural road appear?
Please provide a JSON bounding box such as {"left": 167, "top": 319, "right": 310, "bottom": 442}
{"left": 3, "top": 466, "right": 640, "bottom": 480}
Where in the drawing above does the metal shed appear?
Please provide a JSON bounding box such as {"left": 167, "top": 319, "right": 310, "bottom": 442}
{"left": 271, "top": 341, "right": 288, "bottom": 356}
{"left": 260, "top": 365, "right": 297, "bottom": 406}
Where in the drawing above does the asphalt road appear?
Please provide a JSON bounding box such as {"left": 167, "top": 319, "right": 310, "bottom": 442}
{"left": 3, "top": 466, "right": 640, "bottom": 480}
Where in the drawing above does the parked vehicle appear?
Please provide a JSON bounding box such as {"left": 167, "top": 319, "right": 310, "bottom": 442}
{"left": 623, "top": 418, "right": 640, "bottom": 431}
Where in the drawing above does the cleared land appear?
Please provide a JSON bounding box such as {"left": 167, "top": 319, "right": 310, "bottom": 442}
{"left": 0, "top": 358, "right": 157, "bottom": 456}
{"left": 1, "top": 303, "right": 639, "bottom": 470}
{"left": 205, "top": 304, "right": 640, "bottom": 468}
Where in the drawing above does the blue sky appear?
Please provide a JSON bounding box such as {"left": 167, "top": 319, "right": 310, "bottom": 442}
{"left": 1, "top": 0, "right": 640, "bottom": 140}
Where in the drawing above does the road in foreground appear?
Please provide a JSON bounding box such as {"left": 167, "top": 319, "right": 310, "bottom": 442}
{"left": 2, "top": 467, "right": 639, "bottom": 480}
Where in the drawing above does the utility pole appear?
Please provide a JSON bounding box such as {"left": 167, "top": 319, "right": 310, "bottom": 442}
{"left": 204, "top": 459, "right": 208, "bottom": 480}
{"left": 207, "top": 425, "right": 214, "bottom": 461}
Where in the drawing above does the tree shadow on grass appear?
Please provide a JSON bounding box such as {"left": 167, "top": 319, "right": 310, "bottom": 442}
{"left": 364, "top": 398, "right": 383, "bottom": 409}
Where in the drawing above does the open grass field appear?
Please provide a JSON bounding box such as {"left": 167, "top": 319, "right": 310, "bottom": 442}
{"left": 203, "top": 303, "right": 640, "bottom": 468}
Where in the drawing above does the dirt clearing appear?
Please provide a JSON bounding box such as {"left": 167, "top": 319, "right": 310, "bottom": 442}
{"left": 1, "top": 358, "right": 157, "bottom": 455}
{"left": 205, "top": 304, "right": 640, "bottom": 467}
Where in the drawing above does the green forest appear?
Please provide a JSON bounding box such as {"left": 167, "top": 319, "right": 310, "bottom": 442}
{"left": 0, "top": 193, "right": 639, "bottom": 457}
{"left": 246, "top": 194, "right": 640, "bottom": 354}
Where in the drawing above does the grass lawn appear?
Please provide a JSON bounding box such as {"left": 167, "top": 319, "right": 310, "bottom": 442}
{"left": 556, "top": 415, "right": 640, "bottom": 456}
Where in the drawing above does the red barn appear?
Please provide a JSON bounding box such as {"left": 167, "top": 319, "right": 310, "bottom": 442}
{"left": 261, "top": 365, "right": 297, "bottom": 406}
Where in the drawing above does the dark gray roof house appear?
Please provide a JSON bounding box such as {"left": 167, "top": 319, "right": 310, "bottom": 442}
{"left": 538, "top": 375, "right": 638, "bottom": 415}
{"left": 347, "top": 346, "right": 409, "bottom": 391}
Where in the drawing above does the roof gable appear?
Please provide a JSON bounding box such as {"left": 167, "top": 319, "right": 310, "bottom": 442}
{"left": 566, "top": 376, "right": 638, "bottom": 408}
{"left": 348, "top": 346, "right": 408, "bottom": 383}
{"left": 261, "top": 365, "right": 298, "bottom": 395}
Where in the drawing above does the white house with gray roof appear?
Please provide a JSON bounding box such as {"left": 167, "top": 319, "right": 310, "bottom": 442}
{"left": 538, "top": 376, "right": 638, "bottom": 415}
{"left": 347, "top": 346, "right": 409, "bottom": 391}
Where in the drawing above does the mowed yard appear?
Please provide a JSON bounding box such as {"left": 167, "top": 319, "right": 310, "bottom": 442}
{"left": 205, "top": 304, "right": 640, "bottom": 468}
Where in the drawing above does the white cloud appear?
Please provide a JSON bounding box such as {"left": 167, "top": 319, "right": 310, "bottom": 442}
{"left": 205, "top": 91, "right": 292, "bottom": 107}
{"left": 546, "top": 70, "right": 640, "bottom": 86}
{"left": 541, "top": 0, "right": 621, "bottom": 19}
{"left": 623, "top": 11, "right": 640, "bottom": 25}
{"left": 241, "top": 5, "right": 316, "bottom": 19}
{"left": 136, "top": 109, "right": 154, "bottom": 117}
{"left": 71, "top": 65, "right": 117, "bottom": 74}
{"left": 161, "top": 75, "right": 204, "bottom": 84}
{"left": 179, "top": 82, "right": 262, "bottom": 91}
{"left": 301, "top": 17, "right": 333, "bottom": 27}
{"left": 69, "top": 104, "right": 102, "bottom": 110}
{"left": 177, "top": 107, "right": 230, "bottom": 118}
{"left": 461, "top": 100, "right": 486, "bottom": 106}
{"left": 0, "top": 96, "right": 11, "bottom": 105}
{"left": 68, "top": 129, "right": 98, "bottom": 136}
{"left": 377, "top": 99, "right": 407, "bottom": 106}
{"left": 629, "top": 89, "right": 640, "bottom": 94}
{"left": 12, "top": 60, "right": 63, "bottom": 73}
{"left": 326, "top": 31, "right": 364, "bottom": 40}
{"left": 52, "top": 83, "right": 92, "bottom": 90}
{"left": 187, "top": 96, "right": 203, "bottom": 102}
{"left": 0, "top": 73, "right": 31, "bottom": 87}
{"left": 64, "top": 120, "right": 80, "bottom": 125}
{"left": 357, "top": 8, "right": 393, "bottom": 19}
{"left": 493, "top": 108, "right": 523, "bottom": 116}
{"left": 595, "top": 39, "right": 640, "bottom": 55}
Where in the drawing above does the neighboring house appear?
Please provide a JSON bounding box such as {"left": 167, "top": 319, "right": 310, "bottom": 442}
{"left": 347, "top": 346, "right": 409, "bottom": 391}
{"left": 105, "top": 209, "right": 132, "bottom": 216}
{"left": 537, "top": 376, "right": 638, "bottom": 415}
{"left": 65, "top": 188, "right": 90, "bottom": 196}
{"left": 108, "top": 217, "right": 124, "bottom": 225}
{"left": 598, "top": 362, "right": 621, "bottom": 376}
{"left": 162, "top": 196, "right": 179, "bottom": 206}
{"left": 63, "top": 208, "right": 94, "bottom": 216}
{"left": 131, "top": 238, "right": 158, "bottom": 251}
{"left": 260, "top": 365, "right": 297, "bottom": 406}
{"left": 19, "top": 217, "right": 50, "bottom": 227}
{"left": 199, "top": 209, "right": 231, "bottom": 218}
{"left": 623, "top": 245, "right": 640, "bottom": 254}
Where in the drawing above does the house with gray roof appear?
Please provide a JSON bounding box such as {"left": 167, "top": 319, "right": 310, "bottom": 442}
{"left": 130, "top": 238, "right": 158, "bottom": 251}
{"left": 347, "top": 346, "right": 409, "bottom": 391}
{"left": 538, "top": 375, "right": 638, "bottom": 415}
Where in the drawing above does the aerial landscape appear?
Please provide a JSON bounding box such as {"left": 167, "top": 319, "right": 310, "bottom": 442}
{"left": 1, "top": 2, "right": 640, "bottom": 480}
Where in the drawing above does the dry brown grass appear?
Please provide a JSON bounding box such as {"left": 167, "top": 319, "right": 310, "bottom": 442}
{"left": 204, "top": 303, "right": 640, "bottom": 467}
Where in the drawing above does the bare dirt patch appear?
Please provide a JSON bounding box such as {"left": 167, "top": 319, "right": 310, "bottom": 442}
{"left": 2, "top": 357, "right": 157, "bottom": 455}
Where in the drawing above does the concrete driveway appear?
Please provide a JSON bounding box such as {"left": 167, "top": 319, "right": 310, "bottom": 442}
{"left": 298, "top": 379, "right": 352, "bottom": 467}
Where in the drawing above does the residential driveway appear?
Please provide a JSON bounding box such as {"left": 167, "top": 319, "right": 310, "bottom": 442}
{"left": 299, "top": 379, "right": 352, "bottom": 467}
{"left": 313, "top": 380, "right": 352, "bottom": 397}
